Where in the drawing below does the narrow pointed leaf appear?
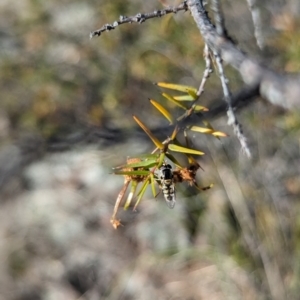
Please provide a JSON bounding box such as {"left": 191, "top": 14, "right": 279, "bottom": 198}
{"left": 194, "top": 182, "right": 214, "bottom": 191}
{"left": 133, "top": 115, "right": 164, "bottom": 149}
{"left": 173, "top": 95, "right": 195, "bottom": 101}
{"left": 190, "top": 126, "right": 213, "bottom": 134}
{"left": 193, "top": 105, "right": 209, "bottom": 112}
{"left": 124, "top": 181, "right": 138, "bottom": 210}
{"left": 162, "top": 93, "right": 188, "bottom": 110}
{"left": 165, "top": 153, "right": 184, "bottom": 168}
{"left": 184, "top": 129, "right": 191, "bottom": 148}
{"left": 150, "top": 173, "right": 157, "bottom": 198}
{"left": 202, "top": 121, "right": 228, "bottom": 138}
{"left": 183, "top": 130, "right": 197, "bottom": 165}
{"left": 186, "top": 154, "right": 198, "bottom": 165}
{"left": 133, "top": 179, "right": 150, "bottom": 211}
{"left": 168, "top": 143, "right": 205, "bottom": 155}
{"left": 114, "top": 170, "right": 150, "bottom": 176}
{"left": 171, "top": 125, "right": 179, "bottom": 141}
{"left": 156, "top": 82, "right": 197, "bottom": 94}
{"left": 150, "top": 99, "right": 174, "bottom": 124}
{"left": 156, "top": 153, "right": 166, "bottom": 168}
{"left": 202, "top": 120, "right": 215, "bottom": 130}
{"left": 186, "top": 89, "right": 198, "bottom": 100}
{"left": 212, "top": 131, "right": 228, "bottom": 137}
{"left": 189, "top": 126, "right": 227, "bottom": 137}
{"left": 114, "top": 159, "right": 157, "bottom": 170}
{"left": 134, "top": 153, "right": 159, "bottom": 160}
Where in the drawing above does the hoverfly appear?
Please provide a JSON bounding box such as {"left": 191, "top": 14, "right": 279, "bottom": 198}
{"left": 159, "top": 163, "right": 176, "bottom": 209}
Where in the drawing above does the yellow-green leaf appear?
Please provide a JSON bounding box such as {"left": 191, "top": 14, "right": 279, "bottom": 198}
{"left": 114, "top": 159, "right": 158, "bottom": 170}
{"left": 202, "top": 121, "right": 228, "bottom": 137}
{"left": 189, "top": 126, "right": 213, "bottom": 134}
{"left": 162, "top": 93, "right": 188, "bottom": 110}
{"left": 202, "top": 120, "right": 214, "bottom": 130}
{"left": 186, "top": 154, "right": 198, "bottom": 165}
{"left": 165, "top": 153, "right": 184, "bottom": 168}
{"left": 133, "top": 179, "right": 150, "bottom": 210}
{"left": 124, "top": 181, "right": 138, "bottom": 210}
{"left": 150, "top": 173, "right": 157, "bottom": 197}
{"left": 150, "top": 99, "right": 174, "bottom": 124}
{"left": 156, "top": 152, "right": 166, "bottom": 168}
{"left": 171, "top": 125, "right": 179, "bottom": 141}
{"left": 114, "top": 170, "right": 150, "bottom": 176}
{"left": 156, "top": 82, "right": 197, "bottom": 94}
{"left": 133, "top": 153, "right": 160, "bottom": 161}
{"left": 211, "top": 131, "right": 228, "bottom": 137}
{"left": 186, "top": 89, "right": 198, "bottom": 100}
{"left": 173, "top": 95, "right": 195, "bottom": 101}
{"left": 168, "top": 144, "right": 205, "bottom": 155}
{"left": 133, "top": 115, "right": 164, "bottom": 149}
{"left": 194, "top": 183, "right": 214, "bottom": 191}
{"left": 193, "top": 105, "right": 209, "bottom": 112}
{"left": 189, "top": 126, "right": 227, "bottom": 137}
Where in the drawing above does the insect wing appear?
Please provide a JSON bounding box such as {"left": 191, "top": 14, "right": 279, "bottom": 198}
{"left": 164, "top": 189, "right": 176, "bottom": 209}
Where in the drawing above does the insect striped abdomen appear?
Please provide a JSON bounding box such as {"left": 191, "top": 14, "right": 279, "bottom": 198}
{"left": 160, "top": 164, "right": 176, "bottom": 209}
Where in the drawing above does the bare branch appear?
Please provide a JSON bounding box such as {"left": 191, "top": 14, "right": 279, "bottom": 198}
{"left": 246, "top": 0, "right": 265, "bottom": 49}
{"left": 211, "top": 0, "right": 226, "bottom": 36}
{"left": 177, "top": 44, "right": 213, "bottom": 122}
{"left": 90, "top": 1, "right": 188, "bottom": 38}
{"left": 197, "top": 44, "right": 213, "bottom": 97}
{"left": 187, "top": 0, "right": 300, "bottom": 110}
{"left": 214, "top": 51, "right": 251, "bottom": 157}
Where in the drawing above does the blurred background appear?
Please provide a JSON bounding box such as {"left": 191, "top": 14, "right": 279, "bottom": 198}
{"left": 0, "top": 0, "right": 300, "bottom": 299}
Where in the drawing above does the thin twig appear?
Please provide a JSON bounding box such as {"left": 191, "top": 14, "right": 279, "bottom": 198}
{"left": 245, "top": 0, "right": 264, "bottom": 49}
{"left": 90, "top": 1, "right": 188, "bottom": 38}
{"left": 177, "top": 44, "right": 213, "bottom": 122}
{"left": 214, "top": 51, "right": 251, "bottom": 157}
{"left": 211, "top": 0, "right": 226, "bottom": 36}
{"left": 197, "top": 44, "right": 213, "bottom": 97}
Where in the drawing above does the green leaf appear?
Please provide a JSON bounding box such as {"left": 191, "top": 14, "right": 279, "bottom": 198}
{"left": 202, "top": 120, "right": 215, "bottom": 130}
{"left": 186, "top": 89, "right": 198, "bottom": 100}
{"left": 114, "top": 159, "right": 158, "bottom": 170}
{"left": 193, "top": 105, "right": 209, "bottom": 112}
{"left": 194, "top": 183, "right": 214, "bottom": 191}
{"left": 189, "top": 126, "right": 213, "bottom": 134}
{"left": 186, "top": 154, "right": 199, "bottom": 165}
{"left": 173, "top": 95, "right": 195, "bottom": 101}
{"left": 133, "top": 153, "right": 160, "bottom": 160}
{"left": 156, "top": 153, "right": 166, "bottom": 168}
{"left": 156, "top": 82, "right": 197, "bottom": 94}
{"left": 168, "top": 144, "right": 205, "bottom": 155}
{"left": 150, "top": 99, "right": 174, "bottom": 124}
{"left": 114, "top": 170, "right": 151, "bottom": 176}
{"left": 133, "top": 179, "right": 150, "bottom": 210}
{"left": 189, "top": 126, "right": 228, "bottom": 137}
{"left": 133, "top": 115, "right": 164, "bottom": 149}
{"left": 171, "top": 125, "right": 179, "bottom": 141}
{"left": 211, "top": 131, "right": 228, "bottom": 137}
{"left": 162, "top": 93, "right": 188, "bottom": 110}
{"left": 124, "top": 181, "right": 138, "bottom": 210}
{"left": 150, "top": 173, "right": 157, "bottom": 197}
{"left": 165, "top": 153, "right": 184, "bottom": 168}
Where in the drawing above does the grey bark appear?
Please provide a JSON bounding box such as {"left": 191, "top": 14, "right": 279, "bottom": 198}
{"left": 187, "top": 0, "right": 300, "bottom": 110}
